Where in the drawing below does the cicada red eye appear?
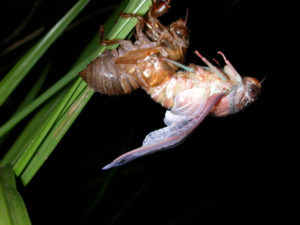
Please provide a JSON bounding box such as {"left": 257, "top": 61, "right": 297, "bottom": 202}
{"left": 248, "top": 84, "right": 260, "bottom": 100}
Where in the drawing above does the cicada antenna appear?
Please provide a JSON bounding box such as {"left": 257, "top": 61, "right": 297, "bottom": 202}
{"left": 184, "top": 8, "right": 189, "bottom": 26}
{"left": 260, "top": 75, "right": 267, "bottom": 86}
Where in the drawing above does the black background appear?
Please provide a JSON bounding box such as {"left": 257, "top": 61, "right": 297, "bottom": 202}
{"left": 0, "top": 0, "right": 291, "bottom": 224}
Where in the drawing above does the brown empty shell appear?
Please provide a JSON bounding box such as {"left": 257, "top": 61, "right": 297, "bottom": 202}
{"left": 79, "top": 50, "right": 140, "bottom": 95}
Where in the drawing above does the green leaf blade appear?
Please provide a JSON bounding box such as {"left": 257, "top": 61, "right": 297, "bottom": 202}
{"left": 0, "top": 166, "right": 32, "bottom": 225}
{"left": 20, "top": 83, "right": 94, "bottom": 185}
{"left": 0, "top": 0, "right": 90, "bottom": 107}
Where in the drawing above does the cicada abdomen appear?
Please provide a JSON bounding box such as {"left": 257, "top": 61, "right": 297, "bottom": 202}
{"left": 79, "top": 48, "right": 140, "bottom": 95}
{"left": 79, "top": 0, "right": 189, "bottom": 95}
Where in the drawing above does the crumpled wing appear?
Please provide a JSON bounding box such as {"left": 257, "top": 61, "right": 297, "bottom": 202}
{"left": 164, "top": 88, "right": 209, "bottom": 126}
{"left": 102, "top": 91, "right": 224, "bottom": 170}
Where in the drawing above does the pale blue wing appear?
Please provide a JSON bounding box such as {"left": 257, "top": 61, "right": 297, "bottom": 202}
{"left": 102, "top": 93, "right": 224, "bottom": 170}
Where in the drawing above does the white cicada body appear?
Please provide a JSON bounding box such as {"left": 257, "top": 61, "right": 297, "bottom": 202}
{"left": 102, "top": 51, "right": 261, "bottom": 170}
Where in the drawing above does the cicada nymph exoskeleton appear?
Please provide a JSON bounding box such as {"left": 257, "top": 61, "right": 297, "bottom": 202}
{"left": 79, "top": 0, "right": 189, "bottom": 95}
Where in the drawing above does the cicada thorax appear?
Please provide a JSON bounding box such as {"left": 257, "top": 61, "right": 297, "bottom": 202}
{"left": 144, "top": 66, "right": 199, "bottom": 109}
{"left": 159, "top": 19, "right": 189, "bottom": 62}
{"left": 79, "top": 0, "right": 189, "bottom": 95}
{"left": 144, "top": 64, "right": 237, "bottom": 109}
{"left": 145, "top": 16, "right": 189, "bottom": 64}
{"left": 113, "top": 46, "right": 173, "bottom": 86}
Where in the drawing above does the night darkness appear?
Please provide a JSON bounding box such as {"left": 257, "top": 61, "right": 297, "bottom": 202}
{"left": 0, "top": 0, "right": 290, "bottom": 224}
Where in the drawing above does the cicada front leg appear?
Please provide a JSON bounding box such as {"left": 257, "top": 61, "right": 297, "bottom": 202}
{"left": 98, "top": 25, "right": 133, "bottom": 50}
{"left": 98, "top": 25, "right": 120, "bottom": 46}
{"left": 98, "top": 25, "right": 136, "bottom": 56}
{"left": 120, "top": 1, "right": 169, "bottom": 42}
{"left": 119, "top": 13, "right": 151, "bottom": 44}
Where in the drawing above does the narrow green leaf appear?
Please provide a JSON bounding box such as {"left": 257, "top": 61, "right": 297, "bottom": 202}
{"left": 15, "top": 61, "right": 50, "bottom": 113}
{"left": 0, "top": 90, "right": 67, "bottom": 168}
{"left": 20, "top": 84, "right": 94, "bottom": 185}
{"left": 0, "top": 0, "right": 90, "bottom": 107}
{"left": 0, "top": 166, "right": 32, "bottom": 225}
{"left": 0, "top": 60, "right": 87, "bottom": 137}
{"left": 12, "top": 79, "right": 81, "bottom": 176}
{"left": 0, "top": 62, "right": 50, "bottom": 147}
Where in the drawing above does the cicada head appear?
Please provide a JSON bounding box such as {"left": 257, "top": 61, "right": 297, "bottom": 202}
{"left": 194, "top": 51, "right": 261, "bottom": 117}
{"left": 161, "top": 18, "right": 189, "bottom": 64}
{"left": 241, "top": 76, "right": 261, "bottom": 106}
{"left": 169, "top": 18, "right": 189, "bottom": 48}
{"left": 211, "top": 76, "right": 261, "bottom": 117}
